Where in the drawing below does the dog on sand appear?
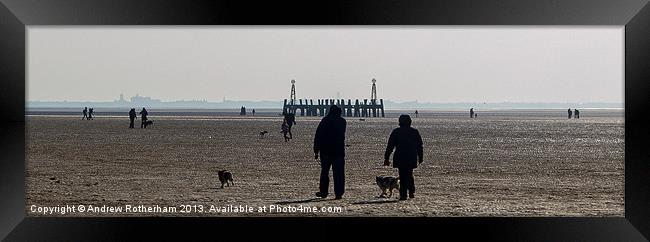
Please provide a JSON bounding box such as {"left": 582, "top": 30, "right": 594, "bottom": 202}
{"left": 259, "top": 130, "right": 269, "bottom": 138}
{"left": 218, "top": 170, "right": 234, "bottom": 188}
{"left": 376, "top": 176, "right": 400, "bottom": 198}
{"left": 143, "top": 120, "right": 153, "bottom": 128}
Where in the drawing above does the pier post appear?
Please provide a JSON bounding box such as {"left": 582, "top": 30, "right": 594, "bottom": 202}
{"left": 321, "top": 100, "right": 325, "bottom": 116}
{"left": 380, "top": 99, "right": 385, "bottom": 117}
{"left": 363, "top": 99, "right": 368, "bottom": 117}
{"left": 347, "top": 99, "right": 353, "bottom": 116}
{"left": 299, "top": 99, "right": 304, "bottom": 116}
{"left": 354, "top": 99, "right": 360, "bottom": 117}
{"left": 283, "top": 99, "right": 288, "bottom": 114}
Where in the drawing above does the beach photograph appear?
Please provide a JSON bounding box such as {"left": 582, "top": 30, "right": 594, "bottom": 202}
{"left": 26, "top": 27, "right": 623, "bottom": 217}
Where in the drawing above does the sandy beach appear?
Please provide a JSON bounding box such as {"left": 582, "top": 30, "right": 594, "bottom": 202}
{"left": 26, "top": 110, "right": 624, "bottom": 217}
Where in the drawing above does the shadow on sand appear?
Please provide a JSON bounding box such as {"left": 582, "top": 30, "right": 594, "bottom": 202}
{"left": 275, "top": 198, "right": 326, "bottom": 205}
{"left": 351, "top": 199, "right": 400, "bottom": 205}
{"left": 276, "top": 197, "right": 401, "bottom": 205}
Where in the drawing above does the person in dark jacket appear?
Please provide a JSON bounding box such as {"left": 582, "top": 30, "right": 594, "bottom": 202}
{"left": 285, "top": 112, "right": 296, "bottom": 139}
{"left": 384, "top": 114, "right": 423, "bottom": 200}
{"left": 129, "top": 108, "right": 137, "bottom": 128}
{"left": 140, "top": 107, "right": 148, "bottom": 128}
{"left": 281, "top": 120, "right": 290, "bottom": 142}
{"left": 82, "top": 107, "right": 88, "bottom": 120}
{"left": 313, "top": 105, "right": 347, "bottom": 199}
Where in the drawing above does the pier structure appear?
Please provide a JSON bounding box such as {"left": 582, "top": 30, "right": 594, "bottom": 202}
{"left": 282, "top": 79, "right": 385, "bottom": 117}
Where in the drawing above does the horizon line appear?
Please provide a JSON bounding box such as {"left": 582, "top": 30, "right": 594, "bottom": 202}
{"left": 26, "top": 99, "right": 623, "bottom": 104}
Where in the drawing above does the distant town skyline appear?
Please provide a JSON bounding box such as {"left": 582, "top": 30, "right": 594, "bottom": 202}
{"left": 28, "top": 27, "right": 623, "bottom": 103}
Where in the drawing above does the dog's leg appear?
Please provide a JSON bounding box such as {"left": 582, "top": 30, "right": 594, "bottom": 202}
{"left": 388, "top": 188, "right": 393, "bottom": 198}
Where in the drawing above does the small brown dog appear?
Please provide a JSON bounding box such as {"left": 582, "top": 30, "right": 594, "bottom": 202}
{"left": 259, "top": 130, "right": 269, "bottom": 138}
{"left": 218, "top": 170, "right": 234, "bottom": 188}
{"left": 376, "top": 176, "right": 400, "bottom": 198}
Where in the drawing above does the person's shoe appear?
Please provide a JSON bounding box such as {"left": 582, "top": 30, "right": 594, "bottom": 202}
{"left": 399, "top": 196, "right": 407, "bottom": 201}
{"left": 409, "top": 193, "right": 415, "bottom": 199}
{"left": 334, "top": 195, "right": 343, "bottom": 200}
{"left": 315, "top": 192, "right": 327, "bottom": 198}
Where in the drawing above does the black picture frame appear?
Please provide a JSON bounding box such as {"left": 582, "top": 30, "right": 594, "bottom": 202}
{"left": 1, "top": 0, "right": 649, "bottom": 240}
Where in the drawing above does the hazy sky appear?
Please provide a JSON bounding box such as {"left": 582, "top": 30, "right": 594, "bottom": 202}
{"left": 28, "top": 27, "right": 623, "bottom": 103}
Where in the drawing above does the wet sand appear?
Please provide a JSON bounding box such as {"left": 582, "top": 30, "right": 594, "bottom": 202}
{"left": 26, "top": 111, "right": 624, "bottom": 216}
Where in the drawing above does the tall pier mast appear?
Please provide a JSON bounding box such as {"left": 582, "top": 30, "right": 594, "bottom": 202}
{"left": 289, "top": 79, "right": 296, "bottom": 106}
{"left": 371, "top": 78, "right": 377, "bottom": 101}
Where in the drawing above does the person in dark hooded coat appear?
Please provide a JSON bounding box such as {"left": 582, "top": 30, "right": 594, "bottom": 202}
{"left": 139, "top": 107, "right": 148, "bottom": 128}
{"left": 129, "top": 108, "right": 137, "bottom": 128}
{"left": 384, "top": 114, "right": 423, "bottom": 200}
{"left": 313, "top": 105, "right": 347, "bottom": 199}
{"left": 82, "top": 107, "right": 88, "bottom": 120}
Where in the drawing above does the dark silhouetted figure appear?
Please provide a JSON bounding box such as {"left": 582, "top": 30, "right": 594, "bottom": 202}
{"left": 252, "top": 109, "right": 256, "bottom": 116}
{"left": 82, "top": 107, "right": 88, "bottom": 120}
{"left": 415, "top": 110, "right": 419, "bottom": 118}
{"left": 314, "top": 105, "right": 347, "bottom": 200}
{"left": 281, "top": 120, "right": 290, "bottom": 142}
{"left": 240, "top": 106, "right": 246, "bottom": 116}
{"left": 574, "top": 109, "right": 580, "bottom": 119}
{"left": 384, "top": 114, "right": 423, "bottom": 200}
{"left": 285, "top": 112, "right": 296, "bottom": 139}
{"left": 568, "top": 108, "right": 572, "bottom": 119}
{"left": 140, "top": 107, "right": 149, "bottom": 128}
{"left": 88, "top": 108, "right": 94, "bottom": 120}
{"left": 129, "top": 108, "right": 137, "bottom": 128}
{"left": 470, "top": 108, "right": 475, "bottom": 118}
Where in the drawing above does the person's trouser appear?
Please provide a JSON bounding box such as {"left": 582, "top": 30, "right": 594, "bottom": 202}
{"left": 141, "top": 119, "right": 147, "bottom": 128}
{"left": 319, "top": 156, "right": 345, "bottom": 197}
{"left": 129, "top": 118, "right": 135, "bottom": 128}
{"left": 398, "top": 168, "right": 415, "bottom": 198}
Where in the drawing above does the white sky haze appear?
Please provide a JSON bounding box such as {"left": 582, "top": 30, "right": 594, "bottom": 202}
{"left": 28, "top": 27, "right": 623, "bottom": 103}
